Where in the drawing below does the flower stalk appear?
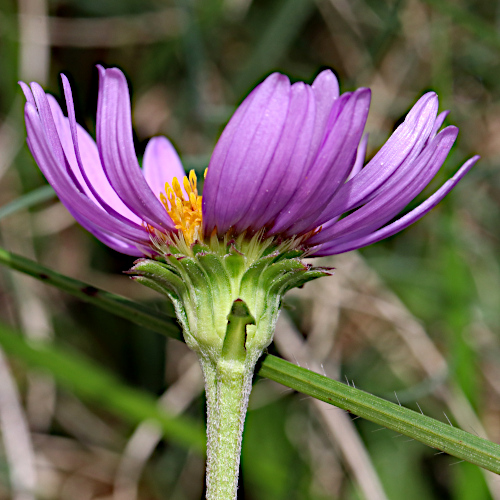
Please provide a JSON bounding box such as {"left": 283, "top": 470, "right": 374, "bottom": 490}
{"left": 202, "top": 299, "right": 255, "bottom": 499}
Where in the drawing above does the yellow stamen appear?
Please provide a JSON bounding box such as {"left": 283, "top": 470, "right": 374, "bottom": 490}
{"left": 161, "top": 169, "right": 203, "bottom": 246}
{"left": 190, "top": 169, "right": 198, "bottom": 186}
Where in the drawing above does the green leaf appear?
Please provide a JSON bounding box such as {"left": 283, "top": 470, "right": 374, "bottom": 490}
{"left": 0, "top": 322, "right": 205, "bottom": 453}
{"left": 1, "top": 246, "right": 499, "bottom": 473}
{"left": 258, "top": 355, "right": 500, "bottom": 475}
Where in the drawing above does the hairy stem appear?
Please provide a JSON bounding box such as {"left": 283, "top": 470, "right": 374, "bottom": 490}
{"left": 203, "top": 359, "right": 253, "bottom": 500}
{"left": 201, "top": 299, "right": 257, "bottom": 500}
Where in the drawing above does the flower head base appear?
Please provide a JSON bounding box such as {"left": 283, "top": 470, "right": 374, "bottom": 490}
{"left": 131, "top": 240, "right": 331, "bottom": 363}
{"left": 160, "top": 170, "right": 203, "bottom": 246}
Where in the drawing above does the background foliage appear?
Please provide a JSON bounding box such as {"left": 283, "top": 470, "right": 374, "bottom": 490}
{"left": 0, "top": 0, "right": 499, "bottom": 498}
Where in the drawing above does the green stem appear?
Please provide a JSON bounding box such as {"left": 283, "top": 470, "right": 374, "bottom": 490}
{"left": 201, "top": 360, "right": 218, "bottom": 494}
{"left": 203, "top": 359, "right": 252, "bottom": 500}
{"left": 202, "top": 299, "right": 257, "bottom": 500}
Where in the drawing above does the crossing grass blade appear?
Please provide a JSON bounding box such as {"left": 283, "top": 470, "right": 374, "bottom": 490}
{"left": 0, "top": 247, "right": 181, "bottom": 341}
{"left": 0, "top": 246, "right": 499, "bottom": 472}
{"left": 258, "top": 355, "right": 500, "bottom": 475}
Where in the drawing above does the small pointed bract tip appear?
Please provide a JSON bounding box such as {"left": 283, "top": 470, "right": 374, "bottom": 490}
{"left": 133, "top": 258, "right": 148, "bottom": 264}
{"left": 229, "top": 298, "right": 255, "bottom": 322}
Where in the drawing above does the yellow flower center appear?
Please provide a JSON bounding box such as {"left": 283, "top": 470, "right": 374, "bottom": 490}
{"left": 161, "top": 170, "right": 203, "bottom": 246}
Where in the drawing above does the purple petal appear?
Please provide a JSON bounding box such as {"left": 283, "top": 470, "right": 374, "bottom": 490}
{"left": 310, "top": 126, "right": 459, "bottom": 245}
{"left": 143, "top": 136, "right": 185, "bottom": 200}
{"left": 312, "top": 155, "right": 479, "bottom": 256}
{"left": 18, "top": 81, "right": 35, "bottom": 106}
{"left": 305, "top": 69, "right": 341, "bottom": 167}
{"left": 238, "top": 71, "right": 342, "bottom": 233}
{"left": 90, "top": 231, "right": 147, "bottom": 256}
{"left": 432, "top": 110, "right": 449, "bottom": 137}
{"left": 49, "top": 82, "right": 143, "bottom": 227}
{"left": 201, "top": 88, "right": 258, "bottom": 234}
{"left": 315, "top": 92, "right": 439, "bottom": 225}
{"left": 25, "top": 85, "right": 147, "bottom": 244}
{"left": 30, "top": 83, "right": 106, "bottom": 211}
{"left": 322, "top": 134, "right": 370, "bottom": 228}
{"left": 312, "top": 69, "right": 339, "bottom": 101}
{"left": 424, "top": 110, "right": 450, "bottom": 148}
{"left": 230, "top": 82, "right": 314, "bottom": 233}
{"left": 24, "top": 102, "right": 150, "bottom": 245}
{"left": 202, "top": 72, "right": 291, "bottom": 235}
{"left": 65, "top": 203, "right": 147, "bottom": 256}
{"left": 349, "top": 133, "right": 369, "bottom": 181}
{"left": 30, "top": 82, "right": 68, "bottom": 169}
{"left": 47, "top": 94, "right": 99, "bottom": 204}
{"left": 271, "top": 88, "right": 371, "bottom": 236}
{"left": 96, "top": 66, "right": 176, "bottom": 232}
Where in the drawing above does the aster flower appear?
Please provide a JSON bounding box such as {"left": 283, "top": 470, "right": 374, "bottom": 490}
{"left": 20, "top": 66, "right": 478, "bottom": 500}
{"left": 21, "top": 67, "right": 477, "bottom": 260}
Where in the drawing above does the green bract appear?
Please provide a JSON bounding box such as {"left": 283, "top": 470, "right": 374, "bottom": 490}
{"left": 130, "top": 238, "right": 331, "bottom": 364}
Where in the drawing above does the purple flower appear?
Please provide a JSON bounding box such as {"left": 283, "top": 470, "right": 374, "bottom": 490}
{"left": 21, "top": 67, "right": 479, "bottom": 257}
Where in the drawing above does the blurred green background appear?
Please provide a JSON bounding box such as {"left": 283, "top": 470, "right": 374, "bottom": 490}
{"left": 0, "top": 0, "right": 499, "bottom": 498}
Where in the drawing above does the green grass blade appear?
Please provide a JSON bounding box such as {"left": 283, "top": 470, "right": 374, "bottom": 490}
{"left": 0, "top": 247, "right": 182, "bottom": 341}
{"left": 258, "top": 355, "right": 500, "bottom": 475}
{"left": 0, "top": 322, "right": 205, "bottom": 453}
{"left": 1, "top": 246, "right": 499, "bottom": 472}
{"left": 0, "top": 185, "right": 56, "bottom": 220}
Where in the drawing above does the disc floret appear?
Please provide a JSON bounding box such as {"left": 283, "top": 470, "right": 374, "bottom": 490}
{"left": 161, "top": 169, "right": 203, "bottom": 246}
